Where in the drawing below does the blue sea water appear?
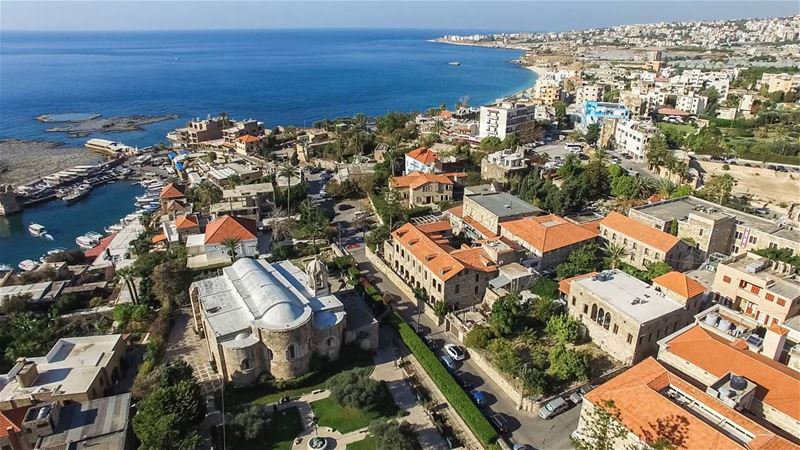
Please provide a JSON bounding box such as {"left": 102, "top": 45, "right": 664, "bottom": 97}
{"left": 0, "top": 29, "right": 534, "bottom": 265}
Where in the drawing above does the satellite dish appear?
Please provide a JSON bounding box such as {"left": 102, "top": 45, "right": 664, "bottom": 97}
{"left": 730, "top": 375, "right": 747, "bottom": 391}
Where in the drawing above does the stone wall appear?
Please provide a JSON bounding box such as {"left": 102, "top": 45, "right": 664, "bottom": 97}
{"left": 467, "top": 348, "right": 534, "bottom": 412}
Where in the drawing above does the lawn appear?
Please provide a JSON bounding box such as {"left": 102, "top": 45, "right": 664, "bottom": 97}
{"left": 657, "top": 122, "right": 696, "bottom": 135}
{"left": 221, "top": 354, "right": 374, "bottom": 411}
{"left": 310, "top": 396, "right": 398, "bottom": 434}
{"left": 346, "top": 436, "right": 378, "bottom": 450}
{"left": 226, "top": 406, "right": 304, "bottom": 450}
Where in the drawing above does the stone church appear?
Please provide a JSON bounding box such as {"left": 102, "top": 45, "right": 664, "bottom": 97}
{"left": 189, "top": 257, "right": 374, "bottom": 386}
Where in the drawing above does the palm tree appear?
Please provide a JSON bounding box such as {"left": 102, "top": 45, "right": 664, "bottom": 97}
{"left": 116, "top": 267, "right": 139, "bottom": 305}
{"left": 656, "top": 179, "right": 677, "bottom": 198}
{"left": 278, "top": 164, "right": 300, "bottom": 216}
{"left": 196, "top": 182, "right": 222, "bottom": 207}
{"left": 222, "top": 237, "right": 242, "bottom": 261}
{"left": 298, "top": 199, "right": 314, "bottom": 225}
{"left": 632, "top": 176, "right": 655, "bottom": 199}
{"left": 309, "top": 218, "right": 327, "bottom": 254}
{"left": 603, "top": 242, "right": 628, "bottom": 269}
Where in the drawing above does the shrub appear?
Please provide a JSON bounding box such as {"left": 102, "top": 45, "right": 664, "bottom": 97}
{"left": 464, "top": 325, "right": 494, "bottom": 350}
{"left": 547, "top": 344, "right": 590, "bottom": 383}
{"left": 327, "top": 367, "right": 390, "bottom": 412}
{"left": 229, "top": 405, "right": 271, "bottom": 441}
{"left": 347, "top": 267, "right": 361, "bottom": 280}
{"left": 545, "top": 314, "right": 581, "bottom": 344}
{"left": 390, "top": 314, "right": 497, "bottom": 446}
{"left": 368, "top": 419, "right": 420, "bottom": 450}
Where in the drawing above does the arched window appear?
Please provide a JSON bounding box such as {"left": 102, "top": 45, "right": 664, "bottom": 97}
{"left": 603, "top": 312, "right": 611, "bottom": 330}
{"left": 241, "top": 358, "right": 250, "bottom": 370}
{"left": 287, "top": 344, "right": 296, "bottom": 360}
{"left": 266, "top": 347, "right": 273, "bottom": 360}
{"left": 325, "top": 337, "right": 335, "bottom": 348}
{"left": 597, "top": 307, "right": 605, "bottom": 325}
{"left": 590, "top": 304, "right": 598, "bottom": 321}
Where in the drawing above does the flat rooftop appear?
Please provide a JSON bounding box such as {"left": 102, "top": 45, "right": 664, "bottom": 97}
{"left": 466, "top": 187, "right": 542, "bottom": 218}
{"left": 722, "top": 253, "right": 800, "bottom": 299}
{"left": 574, "top": 270, "right": 684, "bottom": 324}
{"left": 633, "top": 196, "right": 800, "bottom": 242}
{"left": 36, "top": 393, "right": 130, "bottom": 450}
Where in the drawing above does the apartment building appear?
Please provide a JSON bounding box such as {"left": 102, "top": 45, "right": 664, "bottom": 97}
{"left": 389, "top": 172, "right": 455, "bottom": 208}
{"left": 210, "top": 182, "right": 275, "bottom": 220}
{"left": 576, "top": 357, "right": 799, "bottom": 450}
{"left": 613, "top": 119, "right": 657, "bottom": 160}
{"left": 234, "top": 134, "right": 264, "bottom": 155}
{"left": 499, "top": 214, "right": 598, "bottom": 270}
{"left": 599, "top": 212, "right": 694, "bottom": 271}
{"left": 658, "top": 320, "right": 800, "bottom": 439}
{"left": 711, "top": 252, "right": 800, "bottom": 326}
{"left": 478, "top": 103, "right": 539, "bottom": 141}
{"left": 383, "top": 221, "right": 515, "bottom": 309}
{"left": 0, "top": 335, "right": 126, "bottom": 409}
{"left": 676, "top": 93, "right": 708, "bottom": 115}
{"left": 629, "top": 196, "right": 800, "bottom": 258}
{"left": 532, "top": 79, "right": 563, "bottom": 106}
{"left": 222, "top": 119, "right": 265, "bottom": 145}
{"left": 404, "top": 147, "right": 440, "bottom": 174}
{"left": 560, "top": 269, "right": 703, "bottom": 365}
{"left": 480, "top": 147, "right": 530, "bottom": 183}
{"left": 758, "top": 73, "right": 800, "bottom": 93}
{"left": 168, "top": 115, "right": 232, "bottom": 147}
{"left": 575, "top": 84, "right": 603, "bottom": 106}
{"left": 450, "top": 184, "right": 543, "bottom": 239}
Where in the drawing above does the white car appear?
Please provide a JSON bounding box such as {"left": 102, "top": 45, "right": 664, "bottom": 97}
{"left": 444, "top": 344, "right": 466, "bottom": 361}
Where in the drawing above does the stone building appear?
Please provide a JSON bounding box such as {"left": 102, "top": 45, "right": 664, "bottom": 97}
{"left": 480, "top": 148, "right": 531, "bottom": 183}
{"left": 560, "top": 270, "right": 704, "bottom": 365}
{"left": 383, "top": 221, "right": 515, "bottom": 309}
{"left": 711, "top": 252, "right": 800, "bottom": 326}
{"left": 389, "top": 172, "right": 455, "bottom": 208}
{"left": 189, "top": 258, "right": 376, "bottom": 386}
{"left": 629, "top": 196, "right": 800, "bottom": 258}
{"left": 599, "top": 211, "right": 695, "bottom": 271}
{"left": 499, "top": 214, "right": 598, "bottom": 271}
{"left": 450, "top": 184, "right": 543, "bottom": 239}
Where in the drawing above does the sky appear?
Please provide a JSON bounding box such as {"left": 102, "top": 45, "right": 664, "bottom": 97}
{"left": 1, "top": 1, "right": 798, "bottom": 32}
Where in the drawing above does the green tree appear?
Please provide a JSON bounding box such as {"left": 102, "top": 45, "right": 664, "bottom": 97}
{"left": 585, "top": 123, "right": 601, "bottom": 147}
{"left": 228, "top": 405, "right": 271, "bottom": 441}
{"left": 699, "top": 174, "right": 737, "bottom": 204}
{"left": 328, "top": 367, "right": 390, "bottom": 412}
{"left": 645, "top": 261, "right": 672, "bottom": 281}
{"left": 368, "top": 420, "right": 420, "bottom": 450}
{"left": 464, "top": 324, "right": 495, "bottom": 350}
{"left": 489, "top": 292, "right": 528, "bottom": 337}
{"left": 553, "top": 101, "right": 567, "bottom": 125}
{"left": 547, "top": 343, "right": 589, "bottom": 382}
{"left": 150, "top": 259, "right": 192, "bottom": 308}
{"left": 529, "top": 278, "right": 559, "bottom": 300}
{"left": 556, "top": 242, "right": 602, "bottom": 279}
{"left": 645, "top": 133, "right": 670, "bottom": 174}
{"left": 545, "top": 314, "right": 581, "bottom": 344}
{"left": 572, "top": 400, "right": 630, "bottom": 450}
{"left": 278, "top": 164, "right": 300, "bottom": 215}
{"left": 366, "top": 225, "right": 390, "bottom": 253}
{"left": 222, "top": 236, "right": 242, "bottom": 261}
{"left": 432, "top": 301, "right": 448, "bottom": 319}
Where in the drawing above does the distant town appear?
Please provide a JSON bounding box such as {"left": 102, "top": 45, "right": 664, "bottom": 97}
{"left": 1, "top": 13, "right": 800, "bottom": 450}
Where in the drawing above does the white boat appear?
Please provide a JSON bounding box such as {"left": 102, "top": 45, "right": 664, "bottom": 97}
{"left": 85, "top": 231, "right": 104, "bottom": 241}
{"left": 29, "top": 223, "right": 47, "bottom": 236}
{"left": 0, "top": 264, "right": 13, "bottom": 272}
{"left": 18, "top": 260, "right": 38, "bottom": 271}
{"left": 104, "top": 224, "right": 124, "bottom": 233}
{"left": 47, "top": 248, "right": 66, "bottom": 256}
{"left": 448, "top": 61, "right": 461, "bottom": 66}
{"left": 76, "top": 235, "right": 98, "bottom": 250}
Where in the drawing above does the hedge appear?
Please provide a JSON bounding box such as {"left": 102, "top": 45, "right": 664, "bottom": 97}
{"left": 389, "top": 313, "right": 498, "bottom": 447}
{"left": 347, "top": 267, "right": 361, "bottom": 280}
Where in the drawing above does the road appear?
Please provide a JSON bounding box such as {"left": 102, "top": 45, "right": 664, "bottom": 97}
{"left": 341, "top": 241, "right": 580, "bottom": 449}
{"left": 535, "top": 143, "right": 657, "bottom": 181}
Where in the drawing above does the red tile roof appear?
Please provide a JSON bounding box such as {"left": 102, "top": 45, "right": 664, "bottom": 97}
{"left": 600, "top": 211, "right": 680, "bottom": 253}
{"left": 175, "top": 215, "right": 199, "bottom": 229}
{"left": 237, "top": 134, "right": 261, "bottom": 143}
{"left": 393, "top": 221, "right": 464, "bottom": 282}
{"left": 657, "top": 107, "right": 690, "bottom": 116}
{"left": 83, "top": 233, "right": 116, "bottom": 259}
{"left": 585, "top": 357, "right": 799, "bottom": 450}
{"left": 652, "top": 271, "right": 705, "bottom": 299}
{"left": 391, "top": 172, "right": 454, "bottom": 190}
{"left": 500, "top": 214, "right": 598, "bottom": 253}
{"left": 0, "top": 407, "right": 27, "bottom": 439}
{"left": 559, "top": 272, "right": 597, "bottom": 295}
{"left": 204, "top": 215, "right": 257, "bottom": 245}
{"left": 151, "top": 233, "right": 167, "bottom": 244}
{"left": 406, "top": 147, "right": 439, "bottom": 165}
{"left": 159, "top": 183, "right": 185, "bottom": 199}
{"left": 447, "top": 205, "right": 463, "bottom": 218}
{"left": 664, "top": 325, "right": 800, "bottom": 421}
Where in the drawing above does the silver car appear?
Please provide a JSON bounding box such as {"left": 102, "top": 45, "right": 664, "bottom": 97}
{"left": 538, "top": 396, "right": 569, "bottom": 420}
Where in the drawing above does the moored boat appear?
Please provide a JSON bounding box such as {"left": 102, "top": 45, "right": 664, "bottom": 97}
{"left": 18, "top": 259, "right": 38, "bottom": 271}
{"left": 28, "top": 223, "right": 47, "bottom": 236}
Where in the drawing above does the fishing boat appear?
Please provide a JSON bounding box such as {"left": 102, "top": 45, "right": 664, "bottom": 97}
{"left": 63, "top": 184, "right": 91, "bottom": 205}
{"left": 18, "top": 260, "right": 38, "bottom": 271}
{"left": 28, "top": 223, "right": 47, "bottom": 236}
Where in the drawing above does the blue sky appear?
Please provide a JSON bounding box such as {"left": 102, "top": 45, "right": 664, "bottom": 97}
{"left": 2, "top": 1, "right": 797, "bottom": 32}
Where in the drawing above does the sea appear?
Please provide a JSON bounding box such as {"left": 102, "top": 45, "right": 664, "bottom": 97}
{"left": 0, "top": 29, "right": 535, "bottom": 266}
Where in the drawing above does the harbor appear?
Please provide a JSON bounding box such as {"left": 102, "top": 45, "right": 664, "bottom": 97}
{"left": 0, "top": 181, "right": 145, "bottom": 267}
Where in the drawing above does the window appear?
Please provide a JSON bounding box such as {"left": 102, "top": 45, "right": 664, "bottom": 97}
{"left": 766, "top": 293, "right": 774, "bottom": 302}
{"left": 638, "top": 336, "right": 644, "bottom": 345}
{"left": 455, "top": 284, "right": 460, "bottom": 294}
{"left": 749, "top": 236, "right": 757, "bottom": 244}
{"left": 777, "top": 298, "right": 786, "bottom": 306}
{"left": 288, "top": 344, "right": 297, "bottom": 360}
{"left": 613, "top": 324, "right": 619, "bottom": 334}
{"left": 751, "top": 285, "right": 761, "bottom": 295}
{"left": 475, "top": 273, "right": 479, "bottom": 282}
{"left": 722, "top": 275, "right": 731, "bottom": 284}
{"left": 698, "top": 229, "right": 704, "bottom": 236}
{"left": 241, "top": 358, "right": 250, "bottom": 370}
{"left": 326, "top": 337, "right": 335, "bottom": 348}
{"left": 583, "top": 304, "right": 588, "bottom": 314}
{"left": 572, "top": 297, "right": 576, "bottom": 306}
{"left": 769, "top": 242, "right": 778, "bottom": 249}
{"left": 474, "top": 286, "right": 479, "bottom": 295}
{"left": 627, "top": 334, "right": 633, "bottom": 344}
{"left": 739, "top": 280, "right": 748, "bottom": 288}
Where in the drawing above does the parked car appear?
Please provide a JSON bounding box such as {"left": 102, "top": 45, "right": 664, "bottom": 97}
{"left": 440, "top": 355, "right": 458, "bottom": 371}
{"left": 489, "top": 413, "right": 510, "bottom": 433}
{"left": 569, "top": 385, "right": 594, "bottom": 404}
{"left": 513, "top": 445, "right": 535, "bottom": 450}
{"left": 455, "top": 374, "right": 472, "bottom": 390}
{"left": 470, "top": 390, "right": 487, "bottom": 407}
{"left": 538, "top": 397, "right": 569, "bottom": 419}
{"left": 444, "top": 344, "right": 467, "bottom": 361}
{"left": 423, "top": 336, "right": 437, "bottom": 350}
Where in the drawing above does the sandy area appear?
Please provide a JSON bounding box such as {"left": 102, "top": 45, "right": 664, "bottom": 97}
{"left": 0, "top": 139, "right": 101, "bottom": 185}
{"left": 700, "top": 160, "right": 800, "bottom": 207}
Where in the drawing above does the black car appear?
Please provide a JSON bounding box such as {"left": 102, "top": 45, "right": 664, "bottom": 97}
{"left": 490, "top": 414, "right": 509, "bottom": 433}
{"left": 423, "top": 335, "right": 437, "bottom": 349}
{"left": 455, "top": 374, "right": 472, "bottom": 390}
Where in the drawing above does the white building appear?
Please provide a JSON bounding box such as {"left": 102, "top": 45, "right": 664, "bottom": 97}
{"left": 614, "top": 119, "right": 657, "bottom": 160}
{"left": 575, "top": 84, "right": 603, "bottom": 106}
{"left": 676, "top": 93, "right": 708, "bottom": 115}
{"left": 479, "top": 103, "right": 538, "bottom": 140}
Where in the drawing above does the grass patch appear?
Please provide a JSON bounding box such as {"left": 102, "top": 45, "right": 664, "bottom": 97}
{"left": 311, "top": 396, "right": 397, "bottom": 433}
{"left": 226, "top": 406, "right": 304, "bottom": 450}
{"left": 347, "top": 436, "right": 378, "bottom": 450}
{"left": 221, "top": 351, "right": 375, "bottom": 412}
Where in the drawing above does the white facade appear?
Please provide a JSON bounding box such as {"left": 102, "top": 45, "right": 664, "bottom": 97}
{"left": 479, "top": 103, "right": 538, "bottom": 140}
{"left": 676, "top": 94, "right": 708, "bottom": 115}
{"left": 575, "top": 84, "right": 603, "bottom": 105}
{"left": 614, "top": 120, "right": 657, "bottom": 160}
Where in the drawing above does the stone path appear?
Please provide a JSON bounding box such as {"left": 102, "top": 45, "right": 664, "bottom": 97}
{"left": 165, "top": 309, "right": 222, "bottom": 396}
